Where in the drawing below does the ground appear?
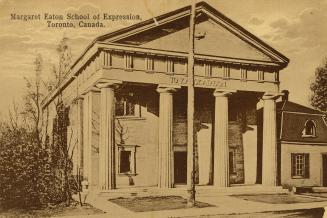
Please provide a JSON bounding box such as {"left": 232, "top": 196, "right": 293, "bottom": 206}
{"left": 0, "top": 201, "right": 104, "bottom": 217}
{"left": 232, "top": 193, "right": 326, "bottom": 204}
{"left": 184, "top": 208, "right": 324, "bottom": 218}
{"left": 109, "top": 196, "right": 212, "bottom": 212}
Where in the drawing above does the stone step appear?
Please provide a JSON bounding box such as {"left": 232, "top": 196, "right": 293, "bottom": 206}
{"left": 292, "top": 186, "right": 327, "bottom": 194}
{"left": 94, "top": 185, "right": 289, "bottom": 199}
{"left": 312, "top": 187, "right": 327, "bottom": 193}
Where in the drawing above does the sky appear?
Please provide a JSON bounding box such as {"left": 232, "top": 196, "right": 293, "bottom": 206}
{"left": 0, "top": 0, "right": 327, "bottom": 117}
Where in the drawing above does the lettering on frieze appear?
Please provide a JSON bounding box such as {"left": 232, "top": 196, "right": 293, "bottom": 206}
{"left": 170, "top": 76, "right": 226, "bottom": 88}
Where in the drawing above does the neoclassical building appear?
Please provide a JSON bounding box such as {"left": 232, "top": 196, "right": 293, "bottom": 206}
{"left": 42, "top": 2, "right": 290, "bottom": 191}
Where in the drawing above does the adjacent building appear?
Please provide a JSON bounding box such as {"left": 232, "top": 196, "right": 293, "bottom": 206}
{"left": 276, "top": 91, "right": 327, "bottom": 188}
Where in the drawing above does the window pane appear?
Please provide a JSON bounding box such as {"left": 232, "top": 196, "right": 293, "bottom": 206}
{"left": 126, "top": 101, "right": 135, "bottom": 116}
{"left": 291, "top": 153, "right": 310, "bottom": 178}
{"left": 120, "top": 151, "right": 131, "bottom": 173}
{"left": 116, "top": 99, "right": 125, "bottom": 116}
{"left": 115, "top": 96, "right": 137, "bottom": 116}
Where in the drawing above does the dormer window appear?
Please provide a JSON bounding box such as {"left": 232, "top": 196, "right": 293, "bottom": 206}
{"left": 302, "top": 120, "right": 316, "bottom": 137}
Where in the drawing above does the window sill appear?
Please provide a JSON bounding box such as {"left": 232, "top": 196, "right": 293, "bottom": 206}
{"left": 117, "top": 173, "right": 137, "bottom": 176}
{"left": 291, "top": 176, "right": 309, "bottom": 179}
{"left": 116, "top": 116, "right": 145, "bottom": 121}
{"left": 301, "top": 135, "right": 316, "bottom": 138}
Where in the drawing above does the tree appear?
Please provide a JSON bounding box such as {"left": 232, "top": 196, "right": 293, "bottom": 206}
{"left": 22, "top": 54, "right": 45, "bottom": 147}
{"left": 49, "top": 36, "right": 78, "bottom": 206}
{"left": 0, "top": 36, "right": 78, "bottom": 209}
{"left": 49, "top": 36, "right": 72, "bottom": 89}
{"left": 310, "top": 58, "right": 327, "bottom": 113}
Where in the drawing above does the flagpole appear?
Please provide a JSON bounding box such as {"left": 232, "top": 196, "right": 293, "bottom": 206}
{"left": 187, "top": 0, "right": 196, "bottom": 207}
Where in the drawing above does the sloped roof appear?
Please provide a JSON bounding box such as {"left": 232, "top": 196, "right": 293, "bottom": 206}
{"left": 89, "top": 1, "right": 289, "bottom": 67}
{"left": 277, "top": 101, "right": 323, "bottom": 114}
{"left": 278, "top": 100, "right": 327, "bottom": 143}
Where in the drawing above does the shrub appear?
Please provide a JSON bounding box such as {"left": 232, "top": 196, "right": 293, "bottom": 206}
{"left": 0, "top": 126, "right": 74, "bottom": 209}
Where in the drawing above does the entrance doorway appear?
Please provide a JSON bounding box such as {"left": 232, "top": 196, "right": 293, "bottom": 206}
{"left": 322, "top": 154, "right": 327, "bottom": 186}
{"left": 174, "top": 151, "right": 187, "bottom": 184}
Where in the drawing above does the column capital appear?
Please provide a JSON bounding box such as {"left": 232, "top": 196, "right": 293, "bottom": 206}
{"left": 156, "top": 84, "right": 181, "bottom": 93}
{"left": 213, "top": 89, "right": 236, "bottom": 97}
{"left": 262, "top": 92, "right": 281, "bottom": 100}
{"left": 96, "top": 79, "right": 122, "bottom": 89}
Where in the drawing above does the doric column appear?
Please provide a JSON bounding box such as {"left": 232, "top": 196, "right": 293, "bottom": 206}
{"left": 157, "top": 85, "right": 179, "bottom": 188}
{"left": 96, "top": 80, "right": 122, "bottom": 190}
{"left": 262, "top": 93, "right": 279, "bottom": 186}
{"left": 82, "top": 87, "right": 99, "bottom": 187}
{"left": 213, "top": 89, "right": 234, "bottom": 187}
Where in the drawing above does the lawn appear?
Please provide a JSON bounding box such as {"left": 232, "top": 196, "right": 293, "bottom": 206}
{"left": 232, "top": 193, "right": 326, "bottom": 204}
{"left": 109, "top": 195, "right": 213, "bottom": 212}
{"left": 0, "top": 201, "right": 104, "bottom": 217}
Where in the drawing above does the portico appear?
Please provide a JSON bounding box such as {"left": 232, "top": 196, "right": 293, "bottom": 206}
{"left": 41, "top": 2, "right": 289, "bottom": 192}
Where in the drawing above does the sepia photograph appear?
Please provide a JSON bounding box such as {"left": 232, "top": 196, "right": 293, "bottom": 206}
{"left": 0, "top": 0, "right": 327, "bottom": 217}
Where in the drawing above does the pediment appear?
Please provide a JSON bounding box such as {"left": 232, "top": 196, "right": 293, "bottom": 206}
{"left": 96, "top": 2, "right": 288, "bottom": 67}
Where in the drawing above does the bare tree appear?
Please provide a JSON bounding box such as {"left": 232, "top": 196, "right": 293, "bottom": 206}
{"left": 21, "top": 53, "right": 44, "bottom": 147}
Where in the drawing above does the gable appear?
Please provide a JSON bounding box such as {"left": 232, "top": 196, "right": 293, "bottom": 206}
{"left": 96, "top": 2, "right": 289, "bottom": 67}
{"left": 114, "top": 15, "right": 273, "bottom": 62}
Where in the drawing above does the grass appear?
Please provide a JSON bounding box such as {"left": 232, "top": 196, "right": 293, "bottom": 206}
{"left": 109, "top": 195, "right": 213, "bottom": 212}
{"left": 232, "top": 193, "right": 326, "bottom": 204}
{"left": 0, "top": 201, "right": 104, "bottom": 217}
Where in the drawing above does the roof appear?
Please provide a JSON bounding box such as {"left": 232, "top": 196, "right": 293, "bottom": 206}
{"left": 42, "top": 1, "right": 289, "bottom": 108}
{"left": 277, "top": 101, "right": 323, "bottom": 114}
{"left": 278, "top": 100, "right": 327, "bottom": 144}
{"left": 71, "top": 1, "right": 289, "bottom": 70}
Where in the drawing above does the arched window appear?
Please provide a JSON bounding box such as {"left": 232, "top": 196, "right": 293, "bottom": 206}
{"left": 302, "top": 120, "right": 316, "bottom": 137}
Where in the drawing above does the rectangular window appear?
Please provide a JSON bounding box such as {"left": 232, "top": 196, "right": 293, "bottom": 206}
{"left": 291, "top": 153, "right": 309, "bottom": 178}
{"left": 120, "top": 151, "right": 131, "bottom": 173}
{"left": 118, "top": 145, "right": 137, "bottom": 175}
{"left": 115, "top": 94, "right": 140, "bottom": 117}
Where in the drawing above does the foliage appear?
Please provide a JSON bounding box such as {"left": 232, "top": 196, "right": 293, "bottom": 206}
{"left": 0, "top": 125, "right": 49, "bottom": 208}
{"left": 22, "top": 54, "right": 45, "bottom": 146}
{"left": 310, "top": 58, "right": 327, "bottom": 113}
{"left": 51, "top": 103, "right": 78, "bottom": 206}
{"left": 0, "top": 36, "right": 78, "bottom": 209}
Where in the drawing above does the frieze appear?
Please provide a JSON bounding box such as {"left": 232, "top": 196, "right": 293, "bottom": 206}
{"left": 170, "top": 76, "right": 226, "bottom": 89}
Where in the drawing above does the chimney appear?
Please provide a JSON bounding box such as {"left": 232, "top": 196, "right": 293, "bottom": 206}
{"left": 281, "top": 90, "right": 289, "bottom": 101}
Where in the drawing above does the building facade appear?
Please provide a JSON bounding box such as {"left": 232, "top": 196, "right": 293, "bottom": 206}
{"left": 276, "top": 91, "right": 327, "bottom": 188}
{"left": 41, "top": 2, "right": 290, "bottom": 191}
